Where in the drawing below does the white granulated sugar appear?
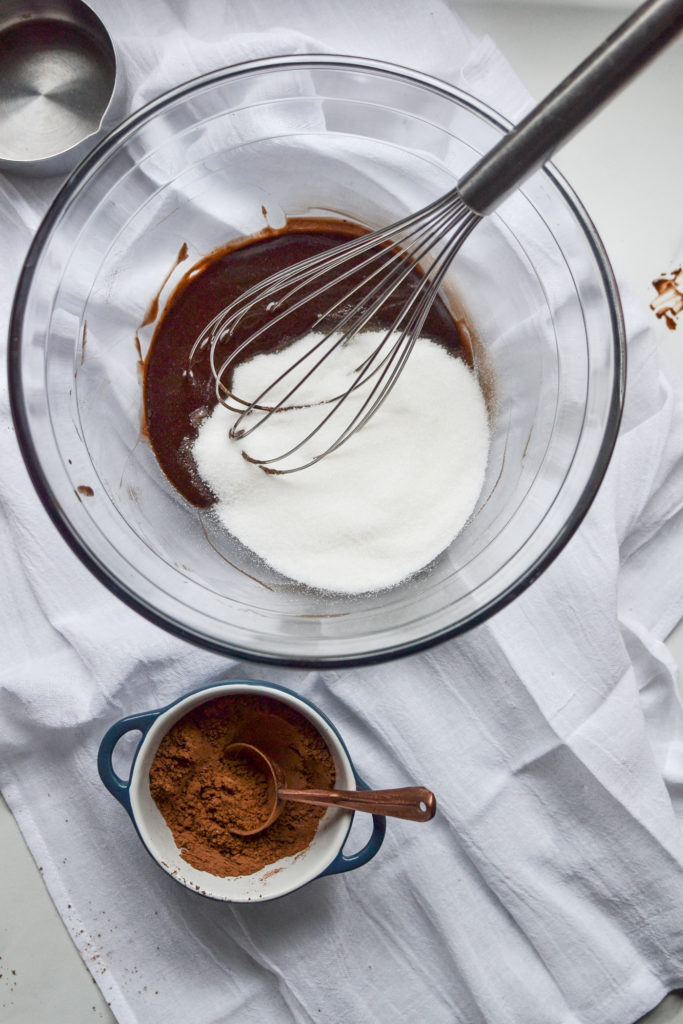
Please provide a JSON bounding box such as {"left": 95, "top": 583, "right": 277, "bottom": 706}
{"left": 192, "top": 332, "right": 490, "bottom": 593}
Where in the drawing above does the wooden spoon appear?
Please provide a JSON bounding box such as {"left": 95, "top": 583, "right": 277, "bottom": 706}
{"left": 224, "top": 742, "right": 436, "bottom": 836}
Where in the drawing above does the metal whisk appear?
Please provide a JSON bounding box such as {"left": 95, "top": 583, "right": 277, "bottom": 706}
{"left": 190, "top": 0, "right": 683, "bottom": 474}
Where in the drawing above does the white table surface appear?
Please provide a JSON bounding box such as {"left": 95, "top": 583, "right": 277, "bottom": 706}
{"left": 1, "top": 3, "right": 682, "bottom": 1022}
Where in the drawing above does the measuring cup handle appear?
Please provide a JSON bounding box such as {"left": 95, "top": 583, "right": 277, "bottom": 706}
{"left": 97, "top": 710, "right": 158, "bottom": 816}
{"left": 319, "top": 771, "right": 386, "bottom": 878}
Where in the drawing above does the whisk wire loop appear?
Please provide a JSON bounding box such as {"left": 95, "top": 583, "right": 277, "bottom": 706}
{"left": 241, "top": 206, "right": 482, "bottom": 473}
{"left": 225, "top": 196, "right": 472, "bottom": 434}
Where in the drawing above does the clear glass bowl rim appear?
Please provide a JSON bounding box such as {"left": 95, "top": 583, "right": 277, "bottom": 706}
{"left": 7, "top": 53, "right": 626, "bottom": 668}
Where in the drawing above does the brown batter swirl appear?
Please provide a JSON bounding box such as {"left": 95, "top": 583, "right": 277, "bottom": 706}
{"left": 143, "top": 219, "right": 471, "bottom": 506}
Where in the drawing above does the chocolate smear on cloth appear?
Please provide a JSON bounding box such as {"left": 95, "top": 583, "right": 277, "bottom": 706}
{"left": 651, "top": 266, "right": 683, "bottom": 330}
{"left": 149, "top": 695, "right": 336, "bottom": 877}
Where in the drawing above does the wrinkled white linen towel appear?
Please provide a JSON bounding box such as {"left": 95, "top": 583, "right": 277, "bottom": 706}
{"left": 1, "top": 2, "right": 683, "bottom": 1023}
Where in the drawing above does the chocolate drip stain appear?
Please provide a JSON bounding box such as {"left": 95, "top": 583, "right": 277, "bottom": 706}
{"left": 140, "top": 241, "right": 190, "bottom": 329}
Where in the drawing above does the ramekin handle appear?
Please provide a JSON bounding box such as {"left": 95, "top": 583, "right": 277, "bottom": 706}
{"left": 97, "top": 710, "right": 158, "bottom": 816}
{"left": 319, "top": 771, "right": 387, "bottom": 877}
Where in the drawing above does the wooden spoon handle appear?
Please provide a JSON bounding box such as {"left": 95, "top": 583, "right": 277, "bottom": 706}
{"left": 277, "top": 786, "right": 436, "bottom": 822}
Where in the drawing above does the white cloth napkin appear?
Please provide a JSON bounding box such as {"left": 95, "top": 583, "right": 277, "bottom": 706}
{"left": 2, "top": 2, "right": 683, "bottom": 1023}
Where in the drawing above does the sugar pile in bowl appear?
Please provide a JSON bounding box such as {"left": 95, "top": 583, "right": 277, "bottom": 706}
{"left": 192, "top": 331, "right": 490, "bottom": 594}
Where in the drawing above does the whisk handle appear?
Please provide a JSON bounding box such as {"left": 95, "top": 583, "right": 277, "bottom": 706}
{"left": 458, "top": 0, "right": 683, "bottom": 216}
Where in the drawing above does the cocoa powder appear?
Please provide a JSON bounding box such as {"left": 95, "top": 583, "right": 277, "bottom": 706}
{"left": 149, "top": 694, "right": 336, "bottom": 877}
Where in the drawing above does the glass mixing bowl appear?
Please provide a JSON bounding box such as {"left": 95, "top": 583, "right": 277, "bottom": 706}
{"left": 9, "top": 56, "right": 625, "bottom": 667}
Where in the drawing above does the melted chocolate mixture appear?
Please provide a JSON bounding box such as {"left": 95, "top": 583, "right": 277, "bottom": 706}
{"left": 144, "top": 220, "right": 470, "bottom": 506}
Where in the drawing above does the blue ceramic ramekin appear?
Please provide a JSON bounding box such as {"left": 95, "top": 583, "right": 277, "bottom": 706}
{"left": 98, "top": 679, "right": 386, "bottom": 901}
